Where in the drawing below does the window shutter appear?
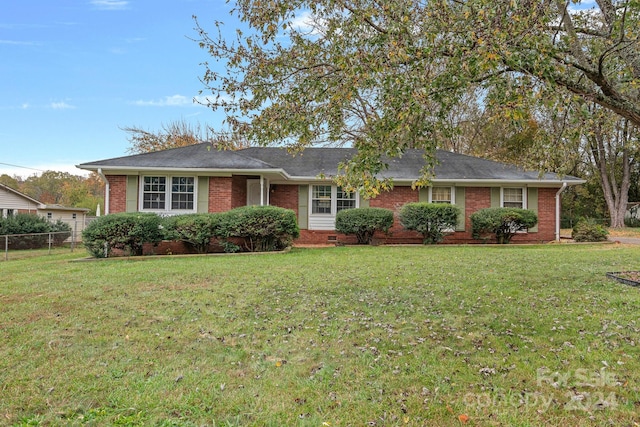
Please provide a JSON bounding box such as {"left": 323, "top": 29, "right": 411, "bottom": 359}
{"left": 528, "top": 187, "right": 539, "bottom": 232}
{"left": 359, "top": 194, "right": 370, "bottom": 208}
{"left": 418, "top": 188, "right": 429, "bottom": 202}
{"left": 491, "top": 187, "right": 501, "bottom": 207}
{"left": 197, "top": 177, "right": 209, "bottom": 213}
{"left": 298, "top": 185, "right": 309, "bottom": 229}
{"left": 455, "top": 187, "right": 466, "bottom": 231}
{"left": 126, "top": 176, "right": 138, "bottom": 212}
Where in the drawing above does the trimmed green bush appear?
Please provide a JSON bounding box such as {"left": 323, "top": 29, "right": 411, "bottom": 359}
{"left": 471, "top": 207, "right": 538, "bottom": 244}
{"left": 399, "top": 202, "right": 460, "bottom": 244}
{"left": 335, "top": 207, "right": 394, "bottom": 244}
{"left": 82, "top": 213, "right": 164, "bottom": 257}
{"left": 218, "top": 206, "right": 299, "bottom": 252}
{"left": 162, "top": 213, "right": 222, "bottom": 254}
{"left": 0, "top": 214, "right": 71, "bottom": 249}
{"left": 572, "top": 218, "right": 609, "bottom": 242}
{"left": 49, "top": 220, "right": 72, "bottom": 245}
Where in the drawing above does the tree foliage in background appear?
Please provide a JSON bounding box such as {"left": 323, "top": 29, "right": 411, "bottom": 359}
{"left": 2, "top": 171, "right": 104, "bottom": 216}
{"left": 194, "top": 0, "right": 640, "bottom": 196}
{"left": 122, "top": 119, "right": 250, "bottom": 154}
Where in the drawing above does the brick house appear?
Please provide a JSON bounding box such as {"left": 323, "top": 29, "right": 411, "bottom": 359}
{"left": 77, "top": 144, "right": 584, "bottom": 244}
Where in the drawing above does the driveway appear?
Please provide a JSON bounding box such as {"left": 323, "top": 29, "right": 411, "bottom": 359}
{"left": 609, "top": 237, "right": 640, "bottom": 245}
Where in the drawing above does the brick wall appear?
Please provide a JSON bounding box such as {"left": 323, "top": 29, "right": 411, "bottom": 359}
{"left": 209, "top": 177, "right": 233, "bottom": 212}
{"left": 106, "top": 175, "right": 127, "bottom": 213}
{"left": 270, "top": 184, "right": 299, "bottom": 215}
{"left": 232, "top": 176, "right": 248, "bottom": 209}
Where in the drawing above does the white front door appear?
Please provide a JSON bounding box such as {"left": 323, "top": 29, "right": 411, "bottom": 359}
{"left": 247, "top": 179, "right": 264, "bottom": 206}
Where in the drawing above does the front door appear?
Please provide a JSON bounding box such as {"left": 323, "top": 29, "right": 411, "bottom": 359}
{"left": 247, "top": 179, "right": 264, "bottom": 206}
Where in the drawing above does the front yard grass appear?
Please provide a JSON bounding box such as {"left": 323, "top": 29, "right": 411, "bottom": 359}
{"left": 2, "top": 244, "right": 640, "bottom": 426}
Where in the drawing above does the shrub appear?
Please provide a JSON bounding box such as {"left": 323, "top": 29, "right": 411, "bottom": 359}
{"left": 399, "top": 202, "right": 460, "bottom": 244}
{"left": 162, "top": 213, "right": 222, "bottom": 254}
{"left": 218, "top": 206, "right": 299, "bottom": 252}
{"left": 572, "top": 218, "right": 609, "bottom": 242}
{"left": 0, "top": 214, "right": 52, "bottom": 249}
{"left": 49, "top": 219, "right": 72, "bottom": 245}
{"left": 335, "top": 207, "right": 394, "bottom": 244}
{"left": 471, "top": 207, "right": 538, "bottom": 244}
{"left": 82, "top": 213, "right": 164, "bottom": 257}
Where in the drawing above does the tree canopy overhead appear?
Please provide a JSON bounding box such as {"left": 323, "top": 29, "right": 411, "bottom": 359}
{"left": 195, "top": 0, "right": 640, "bottom": 194}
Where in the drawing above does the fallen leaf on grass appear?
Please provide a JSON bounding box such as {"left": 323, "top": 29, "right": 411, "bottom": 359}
{"left": 458, "top": 413, "right": 469, "bottom": 423}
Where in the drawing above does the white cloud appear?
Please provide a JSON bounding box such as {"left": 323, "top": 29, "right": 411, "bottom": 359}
{"left": 132, "top": 94, "right": 195, "bottom": 107}
{"left": 289, "top": 10, "right": 325, "bottom": 36}
{"left": 90, "top": 0, "right": 129, "bottom": 11}
{"left": 50, "top": 101, "right": 76, "bottom": 110}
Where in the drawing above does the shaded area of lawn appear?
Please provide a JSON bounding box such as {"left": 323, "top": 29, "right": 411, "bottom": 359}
{"left": 2, "top": 245, "right": 640, "bottom": 426}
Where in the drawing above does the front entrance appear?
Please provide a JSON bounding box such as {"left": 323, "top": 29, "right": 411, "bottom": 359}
{"left": 247, "top": 179, "right": 267, "bottom": 206}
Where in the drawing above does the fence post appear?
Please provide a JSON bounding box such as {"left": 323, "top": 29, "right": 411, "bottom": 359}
{"left": 4, "top": 235, "right": 7, "bottom": 261}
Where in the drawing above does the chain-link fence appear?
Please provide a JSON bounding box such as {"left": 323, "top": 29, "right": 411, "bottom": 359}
{"left": 1, "top": 231, "right": 79, "bottom": 261}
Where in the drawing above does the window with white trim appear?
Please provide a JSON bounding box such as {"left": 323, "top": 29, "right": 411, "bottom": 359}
{"left": 142, "top": 176, "right": 195, "bottom": 212}
{"left": 502, "top": 187, "right": 525, "bottom": 208}
{"left": 336, "top": 187, "right": 357, "bottom": 211}
{"left": 312, "top": 185, "right": 332, "bottom": 214}
{"left": 430, "top": 186, "right": 453, "bottom": 204}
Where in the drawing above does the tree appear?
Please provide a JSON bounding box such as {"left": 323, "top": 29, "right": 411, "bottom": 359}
{"left": 122, "top": 119, "right": 249, "bottom": 154}
{"left": 194, "top": 1, "right": 640, "bottom": 195}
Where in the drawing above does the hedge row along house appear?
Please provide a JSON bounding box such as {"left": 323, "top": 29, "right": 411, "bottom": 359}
{"left": 77, "top": 144, "right": 584, "bottom": 245}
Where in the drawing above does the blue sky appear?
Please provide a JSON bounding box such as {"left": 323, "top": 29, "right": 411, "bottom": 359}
{"left": 1, "top": 0, "right": 237, "bottom": 178}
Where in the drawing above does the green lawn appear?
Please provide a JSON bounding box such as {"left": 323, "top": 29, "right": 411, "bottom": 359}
{"left": 2, "top": 244, "right": 640, "bottom": 426}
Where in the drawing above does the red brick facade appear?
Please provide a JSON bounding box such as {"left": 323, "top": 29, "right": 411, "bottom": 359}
{"left": 105, "top": 174, "right": 562, "bottom": 245}
{"left": 106, "top": 175, "right": 127, "bottom": 213}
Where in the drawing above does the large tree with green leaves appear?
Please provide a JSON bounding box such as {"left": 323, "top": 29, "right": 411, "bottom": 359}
{"left": 195, "top": 0, "right": 640, "bottom": 195}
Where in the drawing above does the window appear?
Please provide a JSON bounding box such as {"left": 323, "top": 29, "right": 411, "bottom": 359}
{"left": 431, "top": 187, "right": 453, "bottom": 204}
{"left": 502, "top": 188, "right": 525, "bottom": 208}
{"left": 143, "top": 176, "right": 166, "bottom": 209}
{"left": 47, "top": 212, "right": 52, "bottom": 220}
{"left": 72, "top": 213, "right": 77, "bottom": 220}
{"left": 142, "top": 176, "right": 195, "bottom": 212}
{"left": 336, "top": 187, "right": 356, "bottom": 211}
{"left": 6, "top": 209, "right": 14, "bottom": 217}
{"left": 312, "top": 185, "right": 332, "bottom": 214}
{"left": 171, "top": 177, "right": 195, "bottom": 210}
{"left": 309, "top": 185, "right": 360, "bottom": 230}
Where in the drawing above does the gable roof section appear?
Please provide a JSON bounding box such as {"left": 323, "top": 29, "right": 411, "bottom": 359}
{"left": 77, "top": 144, "right": 583, "bottom": 184}
{"left": 0, "top": 183, "right": 43, "bottom": 206}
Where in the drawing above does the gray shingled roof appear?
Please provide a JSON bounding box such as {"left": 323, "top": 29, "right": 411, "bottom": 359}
{"left": 77, "top": 143, "right": 582, "bottom": 183}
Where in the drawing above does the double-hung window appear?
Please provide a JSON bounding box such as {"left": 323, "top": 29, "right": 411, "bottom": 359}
{"left": 502, "top": 187, "right": 525, "bottom": 208}
{"left": 309, "top": 184, "right": 358, "bottom": 230}
{"left": 142, "top": 176, "right": 195, "bottom": 212}
{"left": 430, "top": 186, "right": 453, "bottom": 204}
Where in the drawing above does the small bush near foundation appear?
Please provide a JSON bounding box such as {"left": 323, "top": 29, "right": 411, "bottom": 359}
{"left": 83, "top": 213, "right": 164, "bottom": 257}
{"left": 335, "top": 207, "right": 394, "bottom": 244}
{"left": 162, "top": 213, "right": 223, "bottom": 254}
{"left": 572, "top": 218, "right": 609, "bottom": 242}
{"left": 471, "top": 207, "right": 538, "bottom": 244}
{"left": 399, "top": 202, "right": 460, "bottom": 244}
{"left": 218, "top": 206, "right": 299, "bottom": 252}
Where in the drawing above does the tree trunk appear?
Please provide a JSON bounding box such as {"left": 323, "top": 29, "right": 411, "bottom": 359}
{"left": 590, "top": 120, "right": 631, "bottom": 229}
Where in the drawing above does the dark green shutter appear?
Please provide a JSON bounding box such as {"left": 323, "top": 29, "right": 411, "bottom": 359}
{"left": 126, "top": 176, "right": 138, "bottom": 212}
{"left": 298, "top": 185, "right": 309, "bottom": 229}
{"left": 197, "top": 177, "right": 209, "bottom": 213}
{"left": 528, "top": 187, "right": 538, "bottom": 232}
{"left": 455, "top": 187, "right": 466, "bottom": 231}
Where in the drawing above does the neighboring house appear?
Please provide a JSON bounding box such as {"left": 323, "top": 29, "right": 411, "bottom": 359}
{"left": 77, "top": 144, "right": 584, "bottom": 244}
{"left": 0, "top": 183, "right": 41, "bottom": 218}
{"left": 0, "top": 183, "right": 89, "bottom": 241}
{"left": 38, "top": 205, "right": 90, "bottom": 238}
